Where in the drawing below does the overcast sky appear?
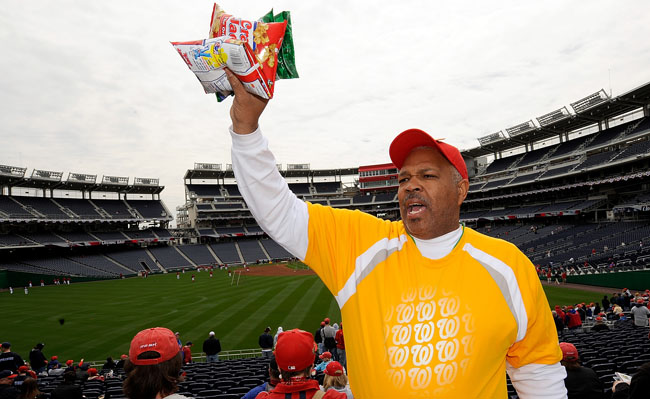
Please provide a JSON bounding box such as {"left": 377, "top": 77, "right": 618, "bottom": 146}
{"left": 1, "top": 0, "right": 650, "bottom": 226}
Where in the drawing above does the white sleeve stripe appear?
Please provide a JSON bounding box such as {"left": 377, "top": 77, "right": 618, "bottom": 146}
{"left": 335, "top": 235, "right": 408, "bottom": 308}
{"left": 463, "top": 243, "right": 528, "bottom": 342}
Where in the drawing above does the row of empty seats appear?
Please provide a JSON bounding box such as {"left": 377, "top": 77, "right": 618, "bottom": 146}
{"left": 0, "top": 239, "right": 294, "bottom": 277}
{"left": 0, "top": 228, "right": 174, "bottom": 247}
{"left": 0, "top": 196, "right": 169, "bottom": 220}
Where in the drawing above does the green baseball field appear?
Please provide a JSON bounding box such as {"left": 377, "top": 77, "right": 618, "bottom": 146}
{"left": 1, "top": 265, "right": 609, "bottom": 364}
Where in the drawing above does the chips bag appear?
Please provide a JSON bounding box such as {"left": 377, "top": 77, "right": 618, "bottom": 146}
{"left": 172, "top": 4, "right": 296, "bottom": 101}
{"left": 259, "top": 9, "right": 298, "bottom": 80}
{"left": 171, "top": 37, "right": 272, "bottom": 100}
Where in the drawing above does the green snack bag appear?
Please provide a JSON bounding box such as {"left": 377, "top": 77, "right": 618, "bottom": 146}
{"left": 261, "top": 9, "right": 299, "bottom": 79}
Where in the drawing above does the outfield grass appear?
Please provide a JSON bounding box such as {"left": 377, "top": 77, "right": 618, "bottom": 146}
{"left": 2, "top": 270, "right": 340, "bottom": 363}
{"left": 1, "top": 270, "right": 609, "bottom": 364}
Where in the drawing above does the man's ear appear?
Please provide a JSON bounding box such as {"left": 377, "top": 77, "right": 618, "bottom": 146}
{"left": 457, "top": 179, "right": 469, "bottom": 206}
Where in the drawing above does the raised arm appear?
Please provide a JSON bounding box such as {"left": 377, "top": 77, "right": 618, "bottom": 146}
{"left": 225, "top": 69, "right": 310, "bottom": 259}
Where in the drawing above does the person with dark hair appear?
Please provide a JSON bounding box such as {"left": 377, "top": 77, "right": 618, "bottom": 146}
{"left": 123, "top": 327, "right": 190, "bottom": 399}
{"left": 552, "top": 311, "right": 564, "bottom": 336}
{"left": 611, "top": 361, "right": 650, "bottom": 398}
{"left": 0, "top": 370, "right": 19, "bottom": 399}
{"left": 0, "top": 343, "right": 24, "bottom": 373}
{"left": 17, "top": 378, "right": 42, "bottom": 399}
{"left": 101, "top": 356, "right": 116, "bottom": 374}
{"left": 255, "top": 329, "right": 345, "bottom": 399}
{"left": 314, "top": 322, "right": 325, "bottom": 355}
{"left": 602, "top": 295, "right": 610, "bottom": 311}
{"left": 559, "top": 342, "right": 604, "bottom": 399}
{"left": 259, "top": 327, "right": 274, "bottom": 359}
{"left": 243, "top": 355, "right": 281, "bottom": 399}
{"left": 27, "top": 345, "right": 46, "bottom": 374}
{"left": 50, "top": 371, "right": 83, "bottom": 399}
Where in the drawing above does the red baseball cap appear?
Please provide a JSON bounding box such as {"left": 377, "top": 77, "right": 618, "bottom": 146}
{"left": 324, "top": 318, "right": 330, "bottom": 324}
{"left": 274, "top": 329, "right": 316, "bottom": 372}
{"left": 596, "top": 316, "right": 603, "bottom": 321}
{"left": 66, "top": 360, "right": 73, "bottom": 366}
{"left": 129, "top": 327, "right": 180, "bottom": 366}
{"left": 559, "top": 342, "right": 579, "bottom": 361}
{"left": 18, "top": 366, "right": 29, "bottom": 373}
{"left": 88, "top": 368, "right": 98, "bottom": 376}
{"left": 51, "top": 356, "right": 58, "bottom": 360}
{"left": 389, "top": 128, "right": 468, "bottom": 180}
{"left": 320, "top": 322, "right": 325, "bottom": 327}
{"left": 319, "top": 351, "right": 332, "bottom": 360}
{"left": 324, "top": 361, "right": 344, "bottom": 376}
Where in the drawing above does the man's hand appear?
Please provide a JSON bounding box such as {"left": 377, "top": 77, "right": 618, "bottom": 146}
{"left": 225, "top": 68, "right": 269, "bottom": 134}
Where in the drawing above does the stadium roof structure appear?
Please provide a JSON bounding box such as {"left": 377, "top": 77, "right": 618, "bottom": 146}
{"left": 462, "top": 81, "right": 650, "bottom": 158}
{"left": 0, "top": 167, "right": 164, "bottom": 195}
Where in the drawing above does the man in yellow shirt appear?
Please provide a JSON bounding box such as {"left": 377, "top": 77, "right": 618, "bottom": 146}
{"left": 223, "top": 70, "right": 566, "bottom": 398}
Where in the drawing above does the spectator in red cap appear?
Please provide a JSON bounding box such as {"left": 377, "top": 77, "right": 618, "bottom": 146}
{"left": 322, "top": 362, "right": 353, "bottom": 399}
{"left": 631, "top": 298, "right": 650, "bottom": 327}
{"left": 225, "top": 72, "right": 567, "bottom": 398}
{"left": 591, "top": 316, "right": 610, "bottom": 332}
{"left": 255, "top": 329, "right": 345, "bottom": 399}
{"left": 123, "top": 327, "right": 189, "bottom": 399}
{"left": 314, "top": 352, "right": 332, "bottom": 373}
{"left": 87, "top": 368, "right": 104, "bottom": 382}
{"left": 559, "top": 342, "right": 604, "bottom": 399}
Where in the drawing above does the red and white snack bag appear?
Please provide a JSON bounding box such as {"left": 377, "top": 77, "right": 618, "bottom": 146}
{"left": 171, "top": 37, "right": 271, "bottom": 100}
{"left": 208, "top": 3, "right": 287, "bottom": 98}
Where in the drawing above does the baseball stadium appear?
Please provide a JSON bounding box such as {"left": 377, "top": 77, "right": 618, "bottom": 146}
{"left": 1, "top": 79, "right": 650, "bottom": 397}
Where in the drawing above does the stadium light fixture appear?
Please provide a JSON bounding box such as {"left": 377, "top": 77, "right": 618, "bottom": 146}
{"left": 570, "top": 89, "right": 610, "bottom": 114}
{"left": 478, "top": 131, "right": 506, "bottom": 146}
{"left": 287, "top": 163, "right": 311, "bottom": 170}
{"left": 536, "top": 107, "right": 571, "bottom": 127}
{"left": 505, "top": 120, "right": 537, "bottom": 138}
{"left": 67, "top": 173, "right": 97, "bottom": 184}
{"left": 0, "top": 164, "right": 27, "bottom": 178}
{"left": 31, "top": 169, "right": 63, "bottom": 181}
{"left": 102, "top": 175, "right": 129, "bottom": 185}
{"left": 194, "top": 163, "right": 222, "bottom": 170}
{"left": 134, "top": 177, "right": 160, "bottom": 186}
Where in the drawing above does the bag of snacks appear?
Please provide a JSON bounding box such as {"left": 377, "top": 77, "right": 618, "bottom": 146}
{"left": 172, "top": 4, "right": 296, "bottom": 101}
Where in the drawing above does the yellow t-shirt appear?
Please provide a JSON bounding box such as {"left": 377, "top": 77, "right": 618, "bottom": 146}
{"left": 304, "top": 203, "right": 562, "bottom": 398}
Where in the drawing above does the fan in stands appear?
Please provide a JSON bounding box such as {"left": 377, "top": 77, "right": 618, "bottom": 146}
{"left": 256, "top": 329, "right": 345, "bottom": 399}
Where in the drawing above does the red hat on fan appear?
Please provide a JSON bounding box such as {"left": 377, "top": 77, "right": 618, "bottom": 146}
{"left": 273, "top": 329, "right": 316, "bottom": 372}
{"left": 319, "top": 351, "right": 332, "bottom": 360}
{"left": 320, "top": 321, "right": 325, "bottom": 327}
{"left": 324, "top": 361, "right": 345, "bottom": 376}
{"left": 559, "top": 342, "right": 579, "bottom": 361}
{"left": 129, "top": 327, "right": 180, "bottom": 366}
{"left": 389, "top": 128, "right": 468, "bottom": 180}
{"left": 324, "top": 318, "right": 330, "bottom": 324}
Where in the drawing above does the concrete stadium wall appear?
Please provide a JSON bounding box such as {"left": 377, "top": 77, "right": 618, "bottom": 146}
{"left": 567, "top": 271, "right": 650, "bottom": 291}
